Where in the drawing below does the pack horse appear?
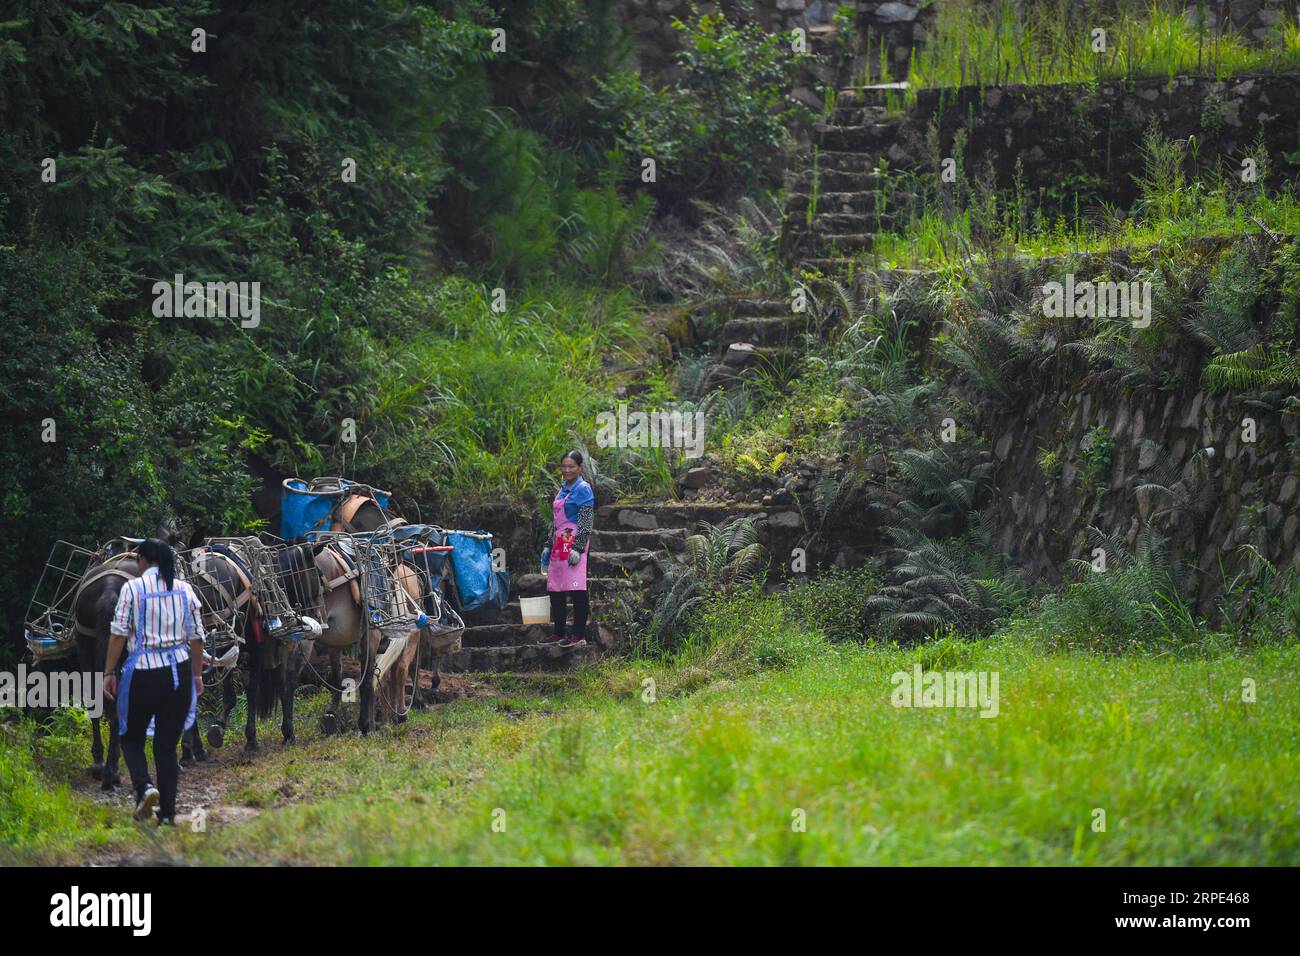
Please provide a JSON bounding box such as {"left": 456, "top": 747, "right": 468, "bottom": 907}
{"left": 23, "top": 475, "right": 486, "bottom": 775}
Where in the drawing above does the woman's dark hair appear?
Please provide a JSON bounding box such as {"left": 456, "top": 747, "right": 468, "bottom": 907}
{"left": 562, "top": 449, "right": 584, "bottom": 467}
{"left": 138, "top": 538, "right": 177, "bottom": 589}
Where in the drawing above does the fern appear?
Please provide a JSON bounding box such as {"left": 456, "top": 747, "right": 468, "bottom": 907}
{"left": 1203, "top": 344, "right": 1300, "bottom": 393}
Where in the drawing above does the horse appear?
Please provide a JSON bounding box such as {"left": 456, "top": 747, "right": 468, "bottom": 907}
{"left": 307, "top": 536, "right": 425, "bottom": 733}
{"left": 70, "top": 545, "right": 207, "bottom": 790}
{"left": 186, "top": 542, "right": 314, "bottom": 751}
{"left": 329, "top": 491, "right": 456, "bottom": 708}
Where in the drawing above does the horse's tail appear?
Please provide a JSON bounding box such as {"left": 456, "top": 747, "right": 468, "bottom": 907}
{"left": 256, "top": 661, "right": 283, "bottom": 719}
{"left": 245, "top": 615, "right": 285, "bottom": 719}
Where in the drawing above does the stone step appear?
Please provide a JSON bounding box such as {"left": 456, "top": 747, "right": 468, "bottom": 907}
{"left": 829, "top": 104, "right": 891, "bottom": 125}
{"left": 441, "top": 642, "right": 600, "bottom": 673}
{"left": 838, "top": 81, "right": 910, "bottom": 106}
{"left": 816, "top": 123, "right": 897, "bottom": 151}
{"left": 720, "top": 315, "right": 810, "bottom": 347}
{"left": 599, "top": 501, "right": 768, "bottom": 531}
{"left": 791, "top": 168, "right": 878, "bottom": 193}
{"left": 461, "top": 623, "right": 549, "bottom": 648}
{"left": 720, "top": 341, "right": 800, "bottom": 371}
{"left": 786, "top": 190, "right": 885, "bottom": 216}
{"left": 810, "top": 232, "right": 877, "bottom": 254}
{"left": 716, "top": 297, "right": 792, "bottom": 318}
{"left": 591, "top": 527, "right": 687, "bottom": 552}
{"left": 800, "top": 150, "right": 884, "bottom": 174}
{"left": 806, "top": 211, "right": 896, "bottom": 232}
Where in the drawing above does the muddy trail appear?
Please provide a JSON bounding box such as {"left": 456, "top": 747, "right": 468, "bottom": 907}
{"left": 78, "top": 670, "right": 496, "bottom": 866}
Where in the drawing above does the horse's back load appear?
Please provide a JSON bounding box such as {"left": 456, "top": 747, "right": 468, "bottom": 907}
{"left": 176, "top": 535, "right": 310, "bottom": 682}
{"left": 444, "top": 530, "right": 509, "bottom": 614}
{"left": 384, "top": 524, "right": 466, "bottom": 656}
{"left": 24, "top": 539, "right": 99, "bottom": 661}
{"left": 280, "top": 476, "right": 399, "bottom": 540}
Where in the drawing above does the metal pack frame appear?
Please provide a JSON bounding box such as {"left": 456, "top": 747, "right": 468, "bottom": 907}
{"left": 24, "top": 539, "right": 99, "bottom": 661}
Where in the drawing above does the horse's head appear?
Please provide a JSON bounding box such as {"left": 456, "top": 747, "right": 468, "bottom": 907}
{"left": 155, "top": 517, "right": 183, "bottom": 547}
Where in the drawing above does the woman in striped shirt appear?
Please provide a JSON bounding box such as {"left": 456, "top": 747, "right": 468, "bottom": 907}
{"left": 104, "top": 538, "right": 205, "bottom": 826}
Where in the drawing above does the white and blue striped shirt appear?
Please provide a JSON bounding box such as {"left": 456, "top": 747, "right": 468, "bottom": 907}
{"left": 109, "top": 566, "right": 205, "bottom": 670}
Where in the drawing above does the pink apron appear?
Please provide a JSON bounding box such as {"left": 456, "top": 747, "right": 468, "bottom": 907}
{"left": 546, "top": 483, "right": 588, "bottom": 592}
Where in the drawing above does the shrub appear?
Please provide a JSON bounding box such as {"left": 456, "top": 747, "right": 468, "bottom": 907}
{"left": 679, "top": 589, "right": 828, "bottom": 676}
{"left": 782, "top": 566, "right": 881, "bottom": 643}
{"left": 593, "top": 7, "right": 807, "bottom": 212}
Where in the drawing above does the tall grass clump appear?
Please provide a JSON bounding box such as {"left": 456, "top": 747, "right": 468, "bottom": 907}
{"left": 0, "top": 710, "right": 123, "bottom": 861}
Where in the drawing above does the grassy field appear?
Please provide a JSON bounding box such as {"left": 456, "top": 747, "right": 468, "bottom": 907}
{"left": 5, "top": 614, "right": 1296, "bottom": 866}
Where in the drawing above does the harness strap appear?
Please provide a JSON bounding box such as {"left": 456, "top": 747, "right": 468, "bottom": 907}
{"left": 321, "top": 546, "right": 362, "bottom": 607}
{"left": 330, "top": 494, "right": 369, "bottom": 532}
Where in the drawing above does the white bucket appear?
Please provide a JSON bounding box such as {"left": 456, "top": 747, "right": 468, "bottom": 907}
{"left": 519, "top": 595, "right": 551, "bottom": 625}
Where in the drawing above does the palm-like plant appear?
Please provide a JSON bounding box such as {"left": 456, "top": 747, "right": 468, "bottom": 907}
{"left": 866, "top": 511, "right": 1024, "bottom": 638}
{"left": 937, "top": 309, "right": 1034, "bottom": 402}
{"left": 1044, "top": 524, "right": 1200, "bottom": 648}
{"left": 639, "top": 516, "right": 767, "bottom": 653}
{"left": 1135, "top": 445, "right": 1216, "bottom": 528}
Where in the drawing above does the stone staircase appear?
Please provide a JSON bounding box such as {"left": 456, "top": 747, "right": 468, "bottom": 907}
{"left": 441, "top": 501, "right": 805, "bottom": 674}
{"left": 780, "top": 85, "right": 912, "bottom": 273}
{"left": 689, "top": 83, "right": 918, "bottom": 395}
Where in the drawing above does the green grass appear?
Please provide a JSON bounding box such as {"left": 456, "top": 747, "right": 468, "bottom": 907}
{"left": 867, "top": 177, "right": 1300, "bottom": 271}
{"left": 7, "top": 597, "right": 1295, "bottom": 866}
{"left": 905, "top": 0, "right": 1300, "bottom": 95}
{"left": 362, "top": 278, "right": 655, "bottom": 502}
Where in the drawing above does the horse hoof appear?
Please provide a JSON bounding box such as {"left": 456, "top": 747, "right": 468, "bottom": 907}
{"left": 193, "top": 748, "right": 208, "bottom": 762}
{"left": 244, "top": 740, "right": 260, "bottom": 753}
{"left": 100, "top": 776, "right": 118, "bottom": 791}
{"left": 90, "top": 763, "right": 104, "bottom": 780}
{"left": 282, "top": 733, "right": 296, "bottom": 746}
{"left": 320, "top": 713, "right": 338, "bottom": 736}
{"left": 180, "top": 753, "right": 194, "bottom": 767}
{"left": 206, "top": 724, "right": 225, "bottom": 748}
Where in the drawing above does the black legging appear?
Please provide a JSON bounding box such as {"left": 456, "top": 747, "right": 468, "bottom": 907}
{"left": 549, "top": 589, "right": 589, "bottom": 639}
{"left": 120, "top": 666, "right": 192, "bottom": 819}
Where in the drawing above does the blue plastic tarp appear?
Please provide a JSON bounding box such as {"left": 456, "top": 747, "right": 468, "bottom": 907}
{"left": 445, "top": 531, "right": 509, "bottom": 613}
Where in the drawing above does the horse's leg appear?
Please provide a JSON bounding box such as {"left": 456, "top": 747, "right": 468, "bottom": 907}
{"left": 244, "top": 643, "right": 259, "bottom": 751}
{"left": 358, "top": 631, "right": 376, "bottom": 735}
{"left": 181, "top": 723, "right": 206, "bottom": 765}
{"left": 80, "top": 639, "right": 105, "bottom": 779}
{"left": 282, "top": 641, "right": 308, "bottom": 745}
{"left": 95, "top": 599, "right": 121, "bottom": 790}
{"left": 321, "top": 647, "right": 342, "bottom": 736}
{"left": 102, "top": 697, "right": 121, "bottom": 790}
{"left": 208, "top": 672, "right": 236, "bottom": 748}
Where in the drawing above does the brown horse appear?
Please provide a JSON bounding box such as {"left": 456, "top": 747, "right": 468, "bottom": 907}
{"left": 329, "top": 491, "right": 458, "bottom": 707}
{"left": 310, "top": 539, "right": 424, "bottom": 733}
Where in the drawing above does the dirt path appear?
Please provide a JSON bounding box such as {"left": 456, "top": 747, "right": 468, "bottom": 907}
{"left": 79, "top": 671, "right": 492, "bottom": 866}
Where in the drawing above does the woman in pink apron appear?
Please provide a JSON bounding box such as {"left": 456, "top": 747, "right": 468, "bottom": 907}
{"left": 538, "top": 450, "right": 595, "bottom": 648}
